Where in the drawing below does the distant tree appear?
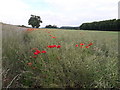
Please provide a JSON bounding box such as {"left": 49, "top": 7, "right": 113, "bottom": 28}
{"left": 45, "top": 25, "right": 58, "bottom": 28}
{"left": 45, "top": 25, "right": 52, "bottom": 28}
{"left": 28, "top": 15, "right": 42, "bottom": 28}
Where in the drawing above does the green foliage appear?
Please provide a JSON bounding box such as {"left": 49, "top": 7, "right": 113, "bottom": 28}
{"left": 60, "top": 26, "right": 79, "bottom": 30}
{"left": 80, "top": 19, "right": 120, "bottom": 31}
{"left": 45, "top": 25, "right": 58, "bottom": 28}
{"left": 28, "top": 15, "right": 42, "bottom": 28}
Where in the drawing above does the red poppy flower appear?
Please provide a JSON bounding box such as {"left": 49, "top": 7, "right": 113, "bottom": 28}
{"left": 36, "top": 50, "right": 41, "bottom": 54}
{"left": 42, "top": 51, "right": 47, "bottom": 53}
{"left": 52, "top": 37, "right": 56, "bottom": 38}
{"left": 75, "top": 44, "right": 79, "bottom": 47}
{"left": 57, "top": 45, "right": 61, "bottom": 48}
{"left": 86, "top": 46, "right": 89, "bottom": 48}
{"left": 53, "top": 45, "right": 57, "bottom": 47}
{"left": 52, "top": 45, "right": 55, "bottom": 48}
{"left": 27, "top": 62, "right": 32, "bottom": 66}
{"left": 47, "top": 45, "right": 53, "bottom": 48}
{"left": 47, "top": 45, "right": 50, "bottom": 48}
{"left": 80, "top": 43, "right": 84, "bottom": 45}
{"left": 49, "top": 35, "right": 52, "bottom": 36}
{"left": 88, "top": 43, "right": 93, "bottom": 46}
{"left": 34, "top": 52, "right": 38, "bottom": 55}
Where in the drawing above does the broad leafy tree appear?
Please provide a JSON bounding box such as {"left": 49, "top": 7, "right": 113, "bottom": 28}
{"left": 28, "top": 15, "right": 42, "bottom": 28}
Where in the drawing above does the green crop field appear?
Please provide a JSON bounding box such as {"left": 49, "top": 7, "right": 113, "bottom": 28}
{"left": 2, "top": 24, "right": 119, "bottom": 88}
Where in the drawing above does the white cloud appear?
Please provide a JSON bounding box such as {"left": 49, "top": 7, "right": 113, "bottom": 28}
{"left": 44, "top": 0, "right": 118, "bottom": 11}
{"left": 43, "top": 0, "right": 119, "bottom": 26}
{"left": 0, "top": 0, "right": 30, "bottom": 25}
{"left": 0, "top": 0, "right": 119, "bottom": 27}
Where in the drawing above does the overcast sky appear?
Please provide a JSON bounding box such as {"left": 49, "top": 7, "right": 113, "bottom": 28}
{"left": 0, "top": 0, "right": 119, "bottom": 27}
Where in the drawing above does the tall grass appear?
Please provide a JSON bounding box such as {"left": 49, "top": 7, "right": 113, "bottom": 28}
{"left": 0, "top": 23, "right": 2, "bottom": 89}
{"left": 2, "top": 24, "right": 28, "bottom": 88}
{"left": 2, "top": 25, "right": 119, "bottom": 88}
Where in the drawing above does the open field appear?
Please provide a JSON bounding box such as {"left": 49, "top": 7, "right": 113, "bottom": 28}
{"left": 2, "top": 24, "right": 119, "bottom": 88}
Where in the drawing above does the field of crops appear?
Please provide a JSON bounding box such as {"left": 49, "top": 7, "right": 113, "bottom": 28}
{"left": 2, "top": 24, "right": 119, "bottom": 88}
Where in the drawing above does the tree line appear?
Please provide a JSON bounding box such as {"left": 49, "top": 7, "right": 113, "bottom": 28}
{"left": 28, "top": 15, "right": 119, "bottom": 31}
{"left": 80, "top": 19, "right": 120, "bottom": 31}
{"left": 60, "top": 26, "right": 79, "bottom": 30}
{"left": 45, "top": 25, "right": 58, "bottom": 28}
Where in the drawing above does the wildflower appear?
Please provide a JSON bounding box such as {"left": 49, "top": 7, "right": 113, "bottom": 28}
{"left": 57, "top": 45, "right": 61, "bottom": 48}
{"left": 49, "top": 35, "right": 52, "bottom": 36}
{"left": 27, "top": 62, "right": 32, "bottom": 66}
{"left": 86, "top": 46, "right": 89, "bottom": 48}
{"left": 80, "top": 43, "right": 84, "bottom": 46}
{"left": 48, "top": 45, "right": 59, "bottom": 48}
{"left": 47, "top": 45, "right": 53, "bottom": 48}
{"left": 42, "top": 51, "right": 47, "bottom": 53}
{"left": 36, "top": 50, "right": 41, "bottom": 54}
{"left": 47, "top": 45, "right": 50, "bottom": 48}
{"left": 52, "top": 37, "right": 56, "bottom": 38}
{"left": 75, "top": 44, "right": 79, "bottom": 47}
{"left": 88, "top": 43, "right": 93, "bottom": 46}
{"left": 53, "top": 45, "right": 57, "bottom": 47}
{"left": 34, "top": 52, "right": 38, "bottom": 55}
